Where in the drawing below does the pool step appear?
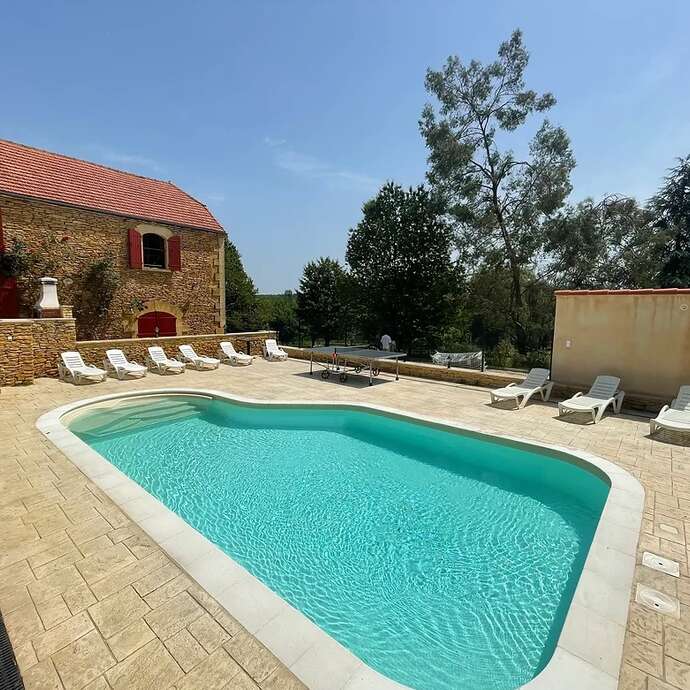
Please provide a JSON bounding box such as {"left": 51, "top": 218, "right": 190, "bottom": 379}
{"left": 72, "top": 399, "right": 207, "bottom": 438}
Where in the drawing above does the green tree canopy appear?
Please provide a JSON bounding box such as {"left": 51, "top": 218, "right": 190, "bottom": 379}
{"left": 224, "top": 238, "right": 259, "bottom": 331}
{"left": 257, "top": 292, "right": 299, "bottom": 344}
{"left": 346, "top": 182, "right": 460, "bottom": 353}
{"left": 420, "top": 29, "right": 574, "bottom": 346}
{"left": 544, "top": 195, "right": 660, "bottom": 289}
{"left": 296, "top": 257, "right": 351, "bottom": 346}
{"left": 653, "top": 156, "right": 690, "bottom": 288}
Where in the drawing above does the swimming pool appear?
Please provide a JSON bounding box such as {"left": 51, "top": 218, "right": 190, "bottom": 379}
{"left": 63, "top": 392, "right": 612, "bottom": 690}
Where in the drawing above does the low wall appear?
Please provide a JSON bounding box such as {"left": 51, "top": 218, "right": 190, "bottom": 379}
{"left": 0, "top": 318, "right": 77, "bottom": 385}
{"left": 282, "top": 346, "right": 524, "bottom": 388}
{"left": 283, "top": 346, "right": 666, "bottom": 411}
{"left": 0, "top": 321, "right": 275, "bottom": 386}
{"left": 76, "top": 331, "right": 276, "bottom": 365}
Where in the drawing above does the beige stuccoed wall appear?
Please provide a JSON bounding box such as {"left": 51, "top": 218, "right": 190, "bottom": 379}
{"left": 551, "top": 289, "right": 690, "bottom": 399}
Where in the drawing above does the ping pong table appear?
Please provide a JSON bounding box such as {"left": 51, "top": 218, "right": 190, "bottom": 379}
{"left": 308, "top": 345, "right": 406, "bottom": 385}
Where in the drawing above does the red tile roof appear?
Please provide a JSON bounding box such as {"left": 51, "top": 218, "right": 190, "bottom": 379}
{"left": 0, "top": 139, "right": 223, "bottom": 232}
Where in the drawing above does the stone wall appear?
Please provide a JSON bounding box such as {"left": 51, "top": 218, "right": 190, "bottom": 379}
{"left": 0, "top": 194, "right": 225, "bottom": 339}
{"left": 0, "top": 318, "right": 76, "bottom": 385}
{"left": 283, "top": 346, "right": 524, "bottom": 388}
{"left": 0, "top": 320, "right": 273, "bottom": 386}
{"left": 76, "top": 331, "right": 276, "bottom": 366}
{"left": 32, "top": 319, "right": 78, "bottom": 379}
{"left": 282, "top": 346, "right": 666, "bottom": 411}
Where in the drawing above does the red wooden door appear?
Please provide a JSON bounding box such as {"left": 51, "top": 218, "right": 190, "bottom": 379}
{"left": 0, "top": 277, "right": 19, "bottom": 318}
{"left": 137, "top": 311, "right": 177, "bottom": 337}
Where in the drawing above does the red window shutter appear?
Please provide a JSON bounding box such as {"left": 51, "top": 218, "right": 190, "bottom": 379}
{"left": 168, "top": 235, "right": 181, "bottom": 271}
{"left": 128, "top": 229, "right": 142, "bottom": 269}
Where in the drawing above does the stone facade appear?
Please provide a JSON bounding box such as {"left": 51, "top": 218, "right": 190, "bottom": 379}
{"left": 0, "top": 318, "right": 76, "bottom": 385}
{"left": 0, "top": 194, "right": 225, "bottom": 340}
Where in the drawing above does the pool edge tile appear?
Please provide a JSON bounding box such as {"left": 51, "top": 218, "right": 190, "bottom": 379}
{"left": 36, "top": 386, "right": 645, "bottom": 690}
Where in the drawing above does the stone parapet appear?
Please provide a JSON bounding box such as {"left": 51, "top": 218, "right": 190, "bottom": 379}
{"left": 0, "top": 322, "right": 274, "bottom": 386}
{"left": 76, "top": 331, "right": 276, "bottom": 366}
{"left": 282, "top": 346, "right": 666, "bottom": 412}
{"left": 0, "top": 318, "right": 76, "bottom": 385}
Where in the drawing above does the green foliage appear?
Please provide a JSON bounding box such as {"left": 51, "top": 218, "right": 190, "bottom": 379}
{"left": 75, "top": 255, "right": 120, "bottom": 338}
{"left": 420, "top": 29, "right": 574, "bottom": 345}
{"left": 128, "top": 297, "right": 147, "bottom": 314}
{"left": 257, "top": 292, "right": 300, "bottom": 344}
{"left": 224, "top": 238, "right": 260, "bottom": 331}
{"left": 0, "top": 240, "right": 34, "bottom": 278}
{"left": 544, "top": 196, "right": 661, "bottom": 289}
{"left": 296, "top": 258, "right": 351, "bottom": 346}
{"left": 346, "top": 182, "right": 461, "bottom": 353}
{"left": 653, "top": 156, "right": 690, "bottom": 288}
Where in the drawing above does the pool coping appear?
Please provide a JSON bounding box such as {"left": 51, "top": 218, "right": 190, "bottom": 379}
{"left": 36, "top": 387, "right": 645, "bottom": 690}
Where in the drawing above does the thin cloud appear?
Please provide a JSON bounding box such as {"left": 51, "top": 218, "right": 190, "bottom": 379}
{"left": 203, "top": 193, "right": 226, "bottom": 203}
{"left": 88, "top": 145, "right": 165, "bottom": 174}
{"left": 265, "top": 138, "right": 379, "bottom": 191}
{"left": 264, "top": 136, "right": 287, "bottom": 148}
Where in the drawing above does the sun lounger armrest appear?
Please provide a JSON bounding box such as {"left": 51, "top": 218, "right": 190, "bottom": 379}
{"left": 505, "top": 383, "right": 516, "bottom": 388}
{"left": 572, "top": 392, "right": 583, "bottom": 399}
{"left": 659, "top": 404, "right": 670, "bottom": 415}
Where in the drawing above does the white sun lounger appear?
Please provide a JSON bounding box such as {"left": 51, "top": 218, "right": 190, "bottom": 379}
{"left": 263, "top": 338, "right": 288, "bottom": 361}
{"left": 489, "top": 368, "right": 553, "bottom": 409}
{"left": 146, "top": 346, "right": 186, "bottom": 374}
{"left": 178, "top": 344, "right": 220, "bottom": 370}
{"left": 219, "top": 341, "right": 252, "bottom": 366}
{"left": 650, "top": 385, "right": 690, "bottom": 435}
{"left": 58, "top": 351, "right": 107, "bottom": 384}
{"left": 558, "top": 375, "right": 624, "bottom": 424}
{"left": 103, "top": 349, "right": 147, "bottom": 380}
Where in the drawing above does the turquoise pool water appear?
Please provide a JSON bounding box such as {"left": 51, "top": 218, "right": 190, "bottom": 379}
{"left": 70, "top": 395, "right": 609, "bottom": 690}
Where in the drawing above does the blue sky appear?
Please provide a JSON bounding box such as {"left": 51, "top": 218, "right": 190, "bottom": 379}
{"left": 2, "top": 1, "right": 689, "bottom": 292}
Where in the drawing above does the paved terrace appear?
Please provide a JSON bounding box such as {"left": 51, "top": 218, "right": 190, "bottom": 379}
{"left": 1, "top": 357, "right": 689, "bottom": 690}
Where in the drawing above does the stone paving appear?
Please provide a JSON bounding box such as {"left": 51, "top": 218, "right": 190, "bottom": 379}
{"left": 1, "top": 357, "right": 690, "bottom": 690}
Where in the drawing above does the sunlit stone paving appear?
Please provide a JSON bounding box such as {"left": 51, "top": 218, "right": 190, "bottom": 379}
{"left": 1, "top": 357, "right": 689, "bottom": 690}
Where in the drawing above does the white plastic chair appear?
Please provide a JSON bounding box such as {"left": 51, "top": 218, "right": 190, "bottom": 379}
{"left": 489, "top": 368, "right": 553, "bottom": 409}
{"left": 650, "top": 385, "right": 690, "bottom": 435}
{"left": 178, "top": 344, "right": 220, "bottom": 370}
{"left": 146, "top": 346, "right": 186, "bottom": 375}
{"left": 263, "top": 339, "right": 287, "bottom": 361}
{"left": 219, "top": 341, "right": 252, "bottom": 366}
{"left": 103, "top": 349, "right": 147, "bottom": 380}
{"left": 558, "top": 375, "right": 624, "bottom": 423}
{"left": 58, "top": 352, "right": 107, "bottom": 384}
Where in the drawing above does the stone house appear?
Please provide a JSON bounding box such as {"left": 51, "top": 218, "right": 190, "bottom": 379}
{"left": 0, "top": 139, "right": 226, "bottom": 339}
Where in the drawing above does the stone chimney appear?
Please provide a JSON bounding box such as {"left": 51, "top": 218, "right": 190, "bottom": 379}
{"left": 34, "top": 277, "right": 61, "bottom": 318}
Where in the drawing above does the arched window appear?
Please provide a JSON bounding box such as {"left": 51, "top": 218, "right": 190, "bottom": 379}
{"left": 142, "top": 233, "right": 166, "bottom": 269}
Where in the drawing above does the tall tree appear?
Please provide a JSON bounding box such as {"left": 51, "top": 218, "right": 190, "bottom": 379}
{"left": 653, "top": 156, "right": 690, "bottom": 288}
{"left": 420, "top": 29, "right": 574, "bottom": 345}
{"left": 544, "top": 195, "right": 660, "bottom": 289}
{"left": 296, "top": 258, "right": 350, "bottom": 346}
{"left": 346, "top": 182, "right": 460, "bottom": 353}
{"left": 224, "top": 238, "right": 259, "bottom": 331}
